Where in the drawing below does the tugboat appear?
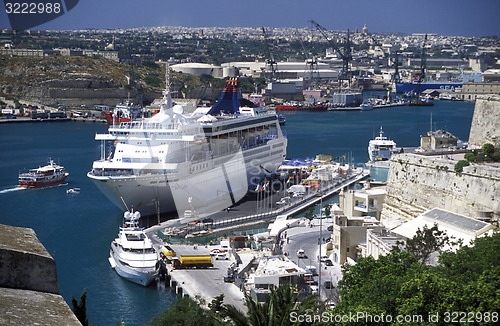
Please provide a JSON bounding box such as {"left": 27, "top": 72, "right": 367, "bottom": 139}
{"left": 18, "top": 159, "right": 69, "bottom": 188}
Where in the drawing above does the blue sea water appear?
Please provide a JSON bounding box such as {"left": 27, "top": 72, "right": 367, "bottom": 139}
{"left": 0, "top": 99, "right": 474, "bottom": 325}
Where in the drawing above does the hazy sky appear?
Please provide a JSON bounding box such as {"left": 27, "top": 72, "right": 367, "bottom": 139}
{"left": 1, "top": 0, "right": 499, "bottom": 36}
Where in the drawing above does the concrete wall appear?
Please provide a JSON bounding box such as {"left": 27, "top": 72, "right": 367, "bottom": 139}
{"left": 380, "top": 154, "right": 500, "bottom": 223}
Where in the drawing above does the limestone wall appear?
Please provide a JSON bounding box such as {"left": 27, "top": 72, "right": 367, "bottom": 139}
{"left": 0, "top": 224, "right": 59, "bottom": 294}
{"left": 468, "top": 94, "right": 500, "bottom": 148}
{"left": 0, "top": 224, "right": 82, "bottom": 325}
{"left": 380, "top": 154, "right": 500, "bottom": 223}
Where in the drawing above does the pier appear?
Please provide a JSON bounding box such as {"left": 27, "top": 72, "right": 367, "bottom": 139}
{"left": 145, "top": 166, "right": 370, "bottom": 311}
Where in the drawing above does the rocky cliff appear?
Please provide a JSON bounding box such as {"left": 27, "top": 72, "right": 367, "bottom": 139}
{"left": 0, "top": 56, "right": 162, "bottom": 107}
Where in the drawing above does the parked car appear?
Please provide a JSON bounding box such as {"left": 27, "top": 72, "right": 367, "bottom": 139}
{"left": 305, "top": 265, "right": 318, "bottom": 276}
{"left": 297, "top": 249, "right": 306, "bottom": 258}
{"left": 210, "top": 248, "right": 226, "bottom": 255}
{"left": 309, "top": 285, "right": 319, "bottom": 295}
{"left": 215, "top": 252, "right": 229, "bottom": 260}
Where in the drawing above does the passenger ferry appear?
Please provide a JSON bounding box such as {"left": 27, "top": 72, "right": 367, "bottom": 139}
{"left": 368, "top": 127, "right": 398, "bottom": 163}
{"left": 88, "top": 67, "right": 287, "bottom": 218}
{"left": 18, "top": 159, "right": 69, "bottom": 188}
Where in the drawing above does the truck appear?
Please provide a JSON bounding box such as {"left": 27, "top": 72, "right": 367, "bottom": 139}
{"left": 172, "top": 255, "right": 213, "bottom": 269}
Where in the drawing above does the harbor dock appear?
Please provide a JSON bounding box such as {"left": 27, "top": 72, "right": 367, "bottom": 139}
{"left": 145, "top": 166, "right": 370, "bottom": 310}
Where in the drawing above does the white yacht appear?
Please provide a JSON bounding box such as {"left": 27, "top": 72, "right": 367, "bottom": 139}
{"left": 88, "top": 67, "right": 287, "bottom": 218}
{"left": 368, "top": 127, "right": 398, "bottom": 163}
{"left": 108, "top": 210, "right": 158, "bottom": 286}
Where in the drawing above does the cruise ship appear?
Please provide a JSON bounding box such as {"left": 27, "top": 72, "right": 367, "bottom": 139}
{"left": 87, "top": 71, "right": 287, "bottom": 218}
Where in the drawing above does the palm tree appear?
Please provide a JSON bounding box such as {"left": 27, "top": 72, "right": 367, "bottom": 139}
{"left": 220, "top": 285, "right": 323, "bottom": 326}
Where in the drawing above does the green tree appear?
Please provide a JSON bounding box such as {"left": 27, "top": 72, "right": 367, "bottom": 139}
{"left": 304, "top": 206, "right": 315, "bottom": 221}
{"left": 220, "top": 285, "right": 323, "bottom": 326}
{"left": 70, "top": 289, "right": 88, "bottom": 326}
{"left": 482, "top": 143, "right": 495, "bottom": 156}
{"left": 405, "top": 223, "right": 454, "bottom": 264}
{"left": 336, "top": 250, "right": 421, "bottom": 316}
{"left": 150, "top": 295, "right": 217, "bottom": 326}
{"left": 464, "top": 152, "right": 476, "bottom": 162}
{"left": 454, "top": 159, "right": 470, "bottom": 172}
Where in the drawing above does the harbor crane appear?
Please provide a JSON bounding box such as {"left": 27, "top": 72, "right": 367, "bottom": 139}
{"left": 261, "top": 27, "right": 278, "bottom": 82}
{"left": 308, "top": 20, "right": 352, "bottom": 88}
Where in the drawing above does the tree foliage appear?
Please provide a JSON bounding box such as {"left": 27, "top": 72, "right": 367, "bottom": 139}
{"left": 334, "top": 232, "right": 500, "bottom": 325}
{"left": 70, "top": 289, "right": 88, "bottom": 326}
{"left": 405, "top": 223, "right": 454, "bottom": 264}
{"left": 454, "top": 159, "right": 470, "bottom": 172}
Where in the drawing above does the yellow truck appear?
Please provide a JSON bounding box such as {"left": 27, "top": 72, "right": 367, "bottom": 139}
{"left": 161, "top": 245, "right": 176, "bottom": 258}
{"left": 172, "top": 255, "right": 213, "bottom": 269}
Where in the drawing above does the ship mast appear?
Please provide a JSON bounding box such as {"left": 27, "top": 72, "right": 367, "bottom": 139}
{"left": 161, "top": 62, "right": 173, "bottom": 112}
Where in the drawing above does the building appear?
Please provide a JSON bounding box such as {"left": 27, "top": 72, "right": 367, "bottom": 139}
{"left": 339, "top": 182, "right": 386, "bottom": 220}
{"left": 361, "top": 228, "right": 406, "bottom": 260}
{"left": 331, "top": 214, "right": 382, "bottom": 264}
{"left": 245, "top": 255, "right": 307, "bottom": 302}
{"left": 392, "top": 208, "right": 496, "bottom": 251}
{"left": 459, "top": 81, "right": 500, "bottom": 100}
{"left": 171, "top": 62, "right": 222, "bottom": 78}
{"left": 420, "top": 129, "right": 459, "bottom": 151}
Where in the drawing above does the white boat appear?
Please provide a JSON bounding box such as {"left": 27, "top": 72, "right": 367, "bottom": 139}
{"left": 18, "top": 159, "right": 69, "bottom": 188}
{"left": 87, "top": 65, "right": 287, "bottom": 218}
{"left": 367, "top": 127, "right": 398, "bottom": 163}
{"left": 360, "top": 102, "right": 373, "bottom": 111}
{"left": 108, "top": 210, "right": 158, "bottom": 286}
{"left": 66, "top": 187, "right": 80, "bottom": 194}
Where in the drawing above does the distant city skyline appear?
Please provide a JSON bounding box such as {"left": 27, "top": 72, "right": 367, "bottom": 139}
{"left": 1, "top": 0, "right": 499, "bottom": 37}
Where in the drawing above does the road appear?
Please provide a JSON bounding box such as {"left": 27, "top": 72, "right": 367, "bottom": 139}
{"left": 282, "top": 218, "right": 342, "bottom": 302}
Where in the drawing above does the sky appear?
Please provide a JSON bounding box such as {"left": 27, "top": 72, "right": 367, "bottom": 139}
{"left": 1, "top": 0, "right": 499, "bottom": 36}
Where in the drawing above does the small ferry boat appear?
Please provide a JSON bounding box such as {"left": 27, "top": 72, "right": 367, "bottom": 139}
{"left": 368, "top": 127, "right": 398, "bottom": 163}
{"left": 108, "top": 210, "right": 159, "bottom": 286}
{"left": 18, "top": 159, "right": 69, "bottom": 188}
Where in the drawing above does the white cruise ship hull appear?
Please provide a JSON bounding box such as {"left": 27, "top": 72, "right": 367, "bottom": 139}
{"left": 89, "top": 141, "right": 285, "bottom": 217}
{"left": 88, "top": 76, "right": 287, "bottom": 218}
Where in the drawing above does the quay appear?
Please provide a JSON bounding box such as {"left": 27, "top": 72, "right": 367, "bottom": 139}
{"left": 145, "top": 166, "right": 370, "bottom": 310}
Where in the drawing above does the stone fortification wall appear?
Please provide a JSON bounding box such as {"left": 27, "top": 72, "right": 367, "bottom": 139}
{"left": 380, "top": 154, "right": 500, "bottom": 223}
{"left": 468, "top": 94, "right": 500, "bottom": 148}
{"left": 0, "top": 224, "right": 81, "bottom": 325}
{"left": 0, "top": 224, "right": 59, "bottom": 294}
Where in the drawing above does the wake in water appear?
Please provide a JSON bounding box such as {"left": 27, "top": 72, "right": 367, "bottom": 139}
{"left": 0, "top": 183, "right": 68, "bottom": 194}
{"left": 0, "top": 186, "right": 26, "bottom": 194}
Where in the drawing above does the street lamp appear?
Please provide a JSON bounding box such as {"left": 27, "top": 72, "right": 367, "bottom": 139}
{"left": 316, "top": 192, "right": 323, "bottom": 299}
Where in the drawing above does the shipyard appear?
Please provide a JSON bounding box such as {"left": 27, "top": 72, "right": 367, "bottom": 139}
{"left": 1, "top": 3, "right": 500, "bottom": 325}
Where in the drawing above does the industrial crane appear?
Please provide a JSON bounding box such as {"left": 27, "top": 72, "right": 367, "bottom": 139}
{"left": 308, "top": 20, "right": 352, "bottom": 88}
{"left": 261, "top": 27, "right": 278, "bottom": 82}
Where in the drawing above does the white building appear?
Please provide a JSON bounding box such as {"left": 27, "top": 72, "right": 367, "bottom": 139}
{"left": 392, "top": 208, "right": 496, "bottom": 250}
